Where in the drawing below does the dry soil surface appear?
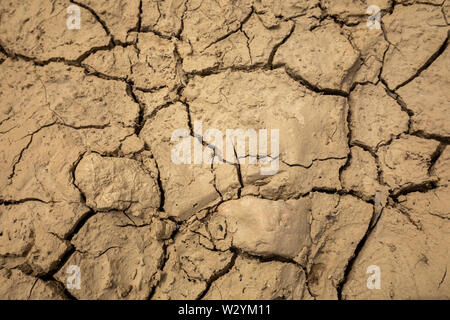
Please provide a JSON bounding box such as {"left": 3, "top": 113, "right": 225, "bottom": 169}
{"left": 0, "top": 0, "right": 449, "bottom": 300}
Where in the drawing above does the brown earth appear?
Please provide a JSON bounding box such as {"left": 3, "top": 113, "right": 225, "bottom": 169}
{"left": 0, "top": 0, "right": 449, "bottom": 300}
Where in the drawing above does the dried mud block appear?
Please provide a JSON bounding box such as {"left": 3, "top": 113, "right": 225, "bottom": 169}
{"left": 307, "top": 193, "right": 373, "bottom": 299}
{"left": 341, "top": 146, "right": 388, "bottom": 201}
{"left": 0, "top": 60, "right": 140, "bottom": 200}
{"left": 0, "top": 60, "right": 55, "bottom": 195}
{"left": 342, "top": 206, "right": 450, "bottom": 299}
{"left": 176, "top": 0, "right": 254, "bottom": 72}
{"left": 178, "top": 10, "right": 293, "bottom": 73}
{"left": 0, "top": 0, "right": 109, "bottom": 61}
{"left": 208, "top": 161, "right": 240, "bottom": 202}
{"left": 120, "top": 135, "right": 145, "bottom": 155}
{"left": 36, "top": 63, "right": 139, "bottom": 128}
{"left": 74, "top": 153, "right": 160, "bottom": 217}
{"left": 0, "top": 60, "right": 138, "bottom": 134}
{"left": 133, "top": 87, "right": 178, "bottom": 119}
{"left": 182, "top": 69, "right": 348, "bottom": 199}
{"left": 203, "top": 256, "right": 311, "bottom": 300}
{"left": 238, "top": 157, "right": 346, "bottom": 200}
{"left": 274, "top": 20, "right": 360, "bottom": 93}
{"left": 253, "top": 0, "right": 319, "bottom": 25}
{"left": 0, "top": 60, "right": 52, "bottom": 133}
{"left": 1, "top": 125, "right": 86, "bottom": 202}
{"left": 342, "top": 23, "right": 388, "bottom": 84}
{"left": 84, "top": 33, "right": 180, "bottom": 90}
{"left": 444, "top": 1, "right": 450, "bottom": 23}
{"left": 242, "top": 15, "right": 293, "bottom": 64}
{"left": 76, "top": 0, "right": 140, "bottom": 43}
{"left": 349, "top": 84, "right": 409, "bottom": 151}
{"left": 152, "top": 227, "right": 234, "bottom": 299}
{"left": 381, "top": 4, "right": 448, "bottom": 89}
{"left": 1, "top": 125, "right": 132, "bottom": 203}
{"left": 77, "top": 126, "right": 135, "bottom": 155}
{"left": 432, "top": 146, "right": 450, "bottom": 187}
{"left": 140, "top": 103, "right": 221, "bottom": 221}
{"left": 55, "top": 213, "right": 165, "bottom": 299}
{"left": 398, "top": 187, "right": 450, "bottom": 220}
{"left": 0, "top": 269, "right": 66, "bottom": 300}
{"left": 131, "top": 33, "right": 180, "bottom": 90}
{"left": 397, "top": 47, "right": 450, "bottom": 137}
{"left": 181, "top": 0, "right": 252, "bottom": 53}
{"left": 215, "top": 197, "right": 311, "bottom": 259}
{"left": 0, "top": 202, "right": 89, "bottom": 275}
{"left": 83, "top": 46, "right": 136, "bottom": 80}
{"left": 184, "top": 69, "right": 349, "bottom": 167}
{"left": 321, "top": 0, "right": 391, "bottom": 23}
{"left": 377, "top": 135, "right": 440, "bottom": 191}
{"left": 141, "top": 0, "right": 186, "bottom": 37}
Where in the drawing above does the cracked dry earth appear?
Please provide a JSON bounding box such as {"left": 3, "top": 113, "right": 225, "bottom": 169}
{"left": 0, "top": 0, "right": 449, "bottom": 300}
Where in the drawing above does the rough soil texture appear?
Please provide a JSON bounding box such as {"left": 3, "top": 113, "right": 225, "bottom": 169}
{"left": 0, "top": 0, "right": 449, "bottom": 300}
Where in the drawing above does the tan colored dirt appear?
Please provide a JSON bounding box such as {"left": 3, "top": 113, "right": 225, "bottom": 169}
{"left": 0, "top": 0, "right": 448, "bottom": 300}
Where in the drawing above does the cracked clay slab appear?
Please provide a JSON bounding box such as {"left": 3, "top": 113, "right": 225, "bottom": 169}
{"left": 0, "top": 0, "right": 449, "bottom": 302}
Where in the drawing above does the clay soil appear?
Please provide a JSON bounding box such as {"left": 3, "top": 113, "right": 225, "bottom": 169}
{"left": 0, "top": 0, "right": 449, "bottom": 300}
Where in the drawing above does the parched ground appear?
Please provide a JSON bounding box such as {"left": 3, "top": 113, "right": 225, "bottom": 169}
{"left": 0, "top": 0, "right": 449, "bottom": 300}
